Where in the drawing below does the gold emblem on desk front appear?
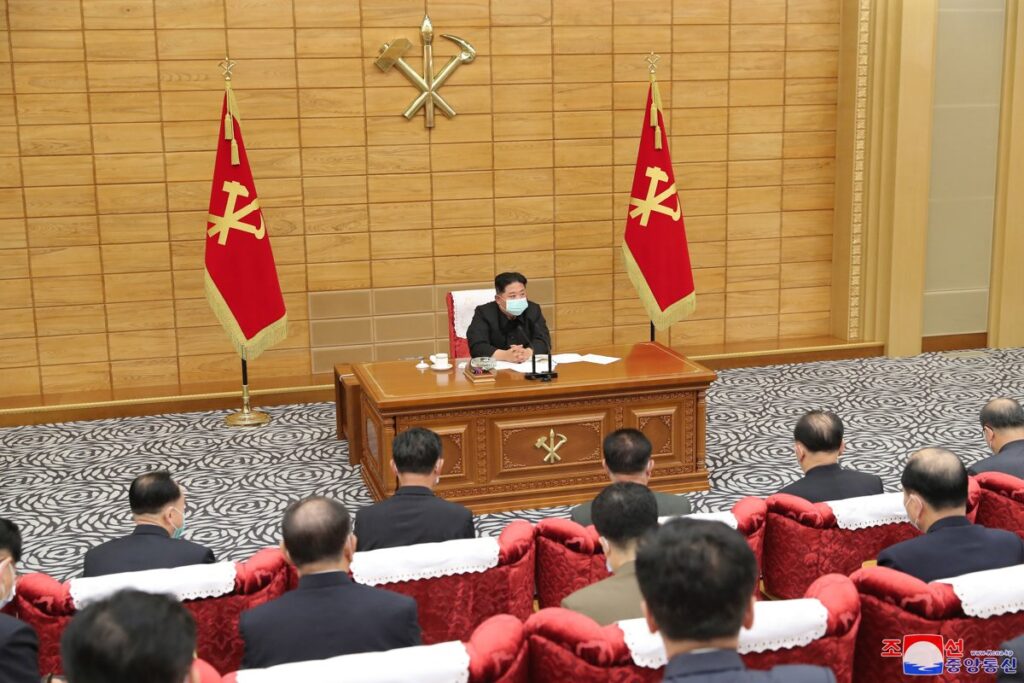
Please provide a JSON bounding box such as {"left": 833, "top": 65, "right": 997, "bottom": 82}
{"left": 535, "top": 429, "right": 568, "bottom": 464}
{"left": 374, "top": 15, "right": 476, "bottom": 128}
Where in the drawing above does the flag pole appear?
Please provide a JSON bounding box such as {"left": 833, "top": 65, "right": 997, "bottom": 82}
{"left": 648, "top": 51, "right": 660, "bottom": 345}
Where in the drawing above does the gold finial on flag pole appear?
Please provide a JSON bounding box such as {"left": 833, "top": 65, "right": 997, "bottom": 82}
{"left": 219, "top": 55, "right": 236, "bottom": 81}
{"left": 218, "top": 56, "right": 241, "bottom": 165}
{"left": 645, "top": 51, "right": 660, "bottom": 75}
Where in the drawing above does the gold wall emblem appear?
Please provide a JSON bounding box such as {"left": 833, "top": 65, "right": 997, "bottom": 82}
{"left": 374, "top": 15, "right": 476, "bottom": 128}
{"left": 535, "top": 429, "right": 568, "bottom": 464}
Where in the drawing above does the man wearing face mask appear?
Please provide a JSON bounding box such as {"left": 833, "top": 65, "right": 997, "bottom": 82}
{"left": 877, "top": 447, "right": 1024, "bottom": 583}
{"left": 562, "top": 482, "right": 659, "bottom": 625}
{"left": 466, "top": 272, "right": 550, "bottom": 362}
{"left": 82, "top": 471, "right": 215, "bottom": 578}
{"left": 0, "top": 518, "right": 40, "bottom": 683}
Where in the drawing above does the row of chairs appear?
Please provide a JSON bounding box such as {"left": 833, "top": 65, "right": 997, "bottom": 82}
{"left": 11, "top": 471, "right": 1024, "bottom": 678}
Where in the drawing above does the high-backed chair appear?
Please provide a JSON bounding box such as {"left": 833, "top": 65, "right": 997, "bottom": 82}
{"left": 221, "top": 614, "right": 528, "bottom": 683}
{"left": 975, "top": 471, "right": 1024, "bottom": 540}
{"left": 852, "top": 564, "right": 1024, "bottom": 682}
{"left": 763, "top": 480, "right": 981, "bottom": 599}
{"left": 13, "top": 548, "right": 294, "bottom": 676}
{"left": 524, "top": 573, "right": 861, "bottom": 683}
{"left": 445, "top": 288, "right": 494, "bottom": 358}
{"left": 351, "top": 521, "right": 535, "bottom": 644}
{"left": 535, "top": 497, "right": 768, "bottom": 609}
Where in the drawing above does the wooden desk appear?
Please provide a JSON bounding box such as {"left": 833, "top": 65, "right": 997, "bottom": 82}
{"left": 337, "top": 342, "right": 716, "bottom": 514}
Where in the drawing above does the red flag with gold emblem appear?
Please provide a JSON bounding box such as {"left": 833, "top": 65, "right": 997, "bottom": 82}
{"left": 204, "top": 82, "right": 286, "bottom": 360}
{"left": 622, "top": 74, "right": 696, "bottom": 330}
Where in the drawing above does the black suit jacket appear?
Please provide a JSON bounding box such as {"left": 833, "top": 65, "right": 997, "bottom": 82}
{"left": 82, "top": 524, "right": 216, "bottom": 578}
{"left": 877, "top": 516, "right": 1024, "bottom": 583}
{"left": 999, "top": 634, "right": 1024, "bottom": 681}
{"left": 240, "top": 571, "right": 420, "bottom": 669}
{"left": 776, "top": 463, "right": 884, "bottom": 503}
{"left": 970, "top": 439, "right": 1024, "bottom": 479}
{"left": 354, "top": 486, "right": 475, "bottom": 552}
{"left": 466, "top": 300, "right": 550, "bottom": 358}
{"left": 0, "top": 613, "right": 39, "bottom": 683}
{"left": 662, "top": 649, "right": 835, "bottom": 683}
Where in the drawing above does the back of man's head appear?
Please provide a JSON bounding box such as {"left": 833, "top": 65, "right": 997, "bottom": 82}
{"left": 392, "top": 427, "right": 442, "bottom": 475}
{"left": 62, "top": 589, "right": 195, "bottom": 683}
{"left": 636, "top": 518, "right": 757, "bottom": 642}
{"left": 603, "top": 428, "right": 653, "bottom": 474}
{"left": 979, "top": 398, "right": 1024, "bottom": 432}
{"left": 282, "top": 496, "right": 351, "bottom": 567}
{"left": 0, "top": 518, "right": 22, "bottom": 562}
{"left": 129, "top": 471, "right": 181, "bottom": 515}
{"left": 901, "top": 447, "right": 968, "bottom": 511}
{"left": 591, "top": 482, "right": 658, "bottom": 547}
{"left": 793, "top": 410, "right": 844, "bottom": 453}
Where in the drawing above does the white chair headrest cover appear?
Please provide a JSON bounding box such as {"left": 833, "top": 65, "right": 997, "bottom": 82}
{"left": 351, "top": 537, "right": 500, "bottom": 586}
{"left": 451, "top": 289, "right": 496, "bottom": 340}
{"left": 934, "top": 564, "right": 1024, "bottom": 617}
{"left": 659, "top": 510, "right": 739, "bottom": 529}
{"left": 69, "top": 561, "right": 237, "bottom": 609}
{"left": 826, "top": 491, "right": 908, "bottom": 530}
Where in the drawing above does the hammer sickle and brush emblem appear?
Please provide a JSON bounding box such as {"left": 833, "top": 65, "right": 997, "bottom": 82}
{"left": 535, "top": 429, "right": 568, "bottom": 465}
{"left": 207, "top": 180, "right": 265, "bottom": 246}
{"left": 375, "top": 16, "right": 476, "bottom": 128}
{"left": 629, "top": 166, "right": 682, "bottom": 227}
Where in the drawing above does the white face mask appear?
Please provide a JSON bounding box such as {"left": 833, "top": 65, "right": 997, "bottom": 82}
{"left": 0, "top": 560, "right": 15, "bottom": 610}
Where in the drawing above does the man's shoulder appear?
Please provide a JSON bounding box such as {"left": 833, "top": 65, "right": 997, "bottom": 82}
{"left": 569, "top": 500, "right": 592, "bottom": 525}
{"left": 0, "top": 613, "right": 33, "bottom": 641}
{"left": 762, "top": 664, "right": 835, "bottom": 682}
{"left": 653, "top": 491, "right": 692, "bottom": 514}
{"left": 425, "top": 494, "right": 472, "bottom": 518}
{"left": 472, "top": 301, "right": 500, "bottom": 317}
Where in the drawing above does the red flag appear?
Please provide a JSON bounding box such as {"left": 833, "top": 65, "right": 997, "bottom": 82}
{"left": 622, "top": 77, "right": 696, "bottom": 331}
{"left": 205, "top": 83, "right": 287, "bottom": 360}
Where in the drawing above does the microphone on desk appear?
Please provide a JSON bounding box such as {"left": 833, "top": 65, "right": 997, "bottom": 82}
{"left": 524, "top": 316, "right": 557, "bottom": 382}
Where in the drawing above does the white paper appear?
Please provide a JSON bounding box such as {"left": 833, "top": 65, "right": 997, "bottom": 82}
{"left": 581, "top": 353, "right": 620, "bottom": 365}
{"left": 551, "top": 353, "right": 585, "bottom": 364}
{"left": 494, "top": 359, "right": 559, "bottom": 373}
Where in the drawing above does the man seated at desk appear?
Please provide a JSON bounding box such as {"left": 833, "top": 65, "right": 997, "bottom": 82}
{"left": 467, "top": 272, "right": 550, "bottom": 361}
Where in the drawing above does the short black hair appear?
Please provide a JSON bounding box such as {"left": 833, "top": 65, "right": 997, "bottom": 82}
{"left": 603, "top": 429, "right": 652, "bottom": 474}
{"left": 980, "top": 398, "right": 1024, "bottom": 431}
{"left": 0, "top": 518, "right": 22, "bottom": 563}
{"left": 901, "top": 447, "right": 968, "bottom": 510}
{"left": 793, "top": 410, "right": 844, "bottom": 453}
{"left": 591, "top": 482, "right": 658, "bottom": 546}
{"left": 128, "top": 471, "right": 181, "bottom": 515}
{"left": 62, "top": 589, "right": 195, "bottom": 683}
{"left": 495, "top": 272, "right": 527, "bottom": 294}
{"left": 392, "top": 427, "right": 442, "bottom": 474}
{"left": 636, "top": 518, "right": 757, "bottom": 642}
{"left": 282, "top": 496, "right": 351, "bottom": 567}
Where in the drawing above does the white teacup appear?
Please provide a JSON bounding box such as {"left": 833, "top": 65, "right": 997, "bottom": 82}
{"left": 429, "top": 353, "right": 449, "bottom": 368}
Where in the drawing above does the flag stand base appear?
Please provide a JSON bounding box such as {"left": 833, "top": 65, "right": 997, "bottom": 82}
{"left": 225, "top": 383, "right": 270, "bottom": 427}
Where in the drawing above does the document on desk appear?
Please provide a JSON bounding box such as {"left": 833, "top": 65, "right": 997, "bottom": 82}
{"left": 494, "top": 359, "right": 559, "bottom": 373}
{"left": 581, "top": 354, "right": 620, "bottom": 365}
{"left": 493, "top": 353, "right": 620, "bottom": 373}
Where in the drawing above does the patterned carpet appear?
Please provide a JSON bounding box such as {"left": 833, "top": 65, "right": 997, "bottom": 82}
{"left": 2, "top": 347, "right": 1020, "bottom": 580}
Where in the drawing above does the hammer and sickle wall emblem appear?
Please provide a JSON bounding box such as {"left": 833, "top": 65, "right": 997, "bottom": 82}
{"left": 207, "top": 180, "right": 265, "bottom": 246}
{"left": 535, "top": 429, "right": 568, "bottom": 464}
{"left": 628, "top": 166, "right": 682, "bottom": 227}
{"left": 374, "top": 16, "right": 476, "bottom": 128}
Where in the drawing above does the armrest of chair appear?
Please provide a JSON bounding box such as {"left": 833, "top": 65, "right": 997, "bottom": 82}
{"left": 498, "top": 521, "right": 536, "bottom": 565}
{"left": 525, "top": 608, "right": 633, "bottom": 667}
{"left": 234, "top": 547, "right": 290, "bottom": 593}
{"left": 850, "top": 565, "right": 962, "bottom": 619}
{"left": 766, "top": 493, "right": 837, "bottom": 528}
{"left": 966, "top": 476, "right": 981, "bottom": 521}
{"left": 466, "top": 614, "right": 526, "bottom": 681}
{"left": 804, "top": 573, "right": 860, "bottom": 638}
{"left": 732, "top": 497, "right": 767, "bottom": 535}
{"left": 975, "top": 471, "right": 1024, "bottom": 501}
{"left": 536, "top": 518, "right": 601, "bottom": 554}
{"left": 15, "top": 573, "right": 73, "bottom": 616}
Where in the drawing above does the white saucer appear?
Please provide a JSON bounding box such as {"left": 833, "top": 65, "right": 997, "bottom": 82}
{"left": 430, "top": 363, "right": 453, "bottom": 371}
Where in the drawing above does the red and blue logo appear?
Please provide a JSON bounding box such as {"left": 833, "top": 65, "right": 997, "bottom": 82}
{"left": 902, "top": 635, "right": 946, "bottom": 675}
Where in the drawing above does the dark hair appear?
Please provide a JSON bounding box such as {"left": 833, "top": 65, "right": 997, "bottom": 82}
{"left": 793, "top": 410, "right": 844, "bottom": 453}
{"left": 0, "top": 518, "right": 22, "bottom": 563}
{"left": 980, "top": 398, "right": 1024, "bottom": 431}
{"left": 282, "top": 496, "right": 351, "bottom": 567}
{"left": 392, "top": 427, "right": 442, "bottom": 474}
{"left": 128, "top": 471, "right": 182, "bottom": 515}
{"left": 494, "top": 272, "right": 527, "bottom": 294}
{"left": 603, "top": 429, "right": 652, "bottom": 474}
{"left": 591, "top": 482, "right": 658, "bottom": 546}
{"left": 901, "top": 447, "right": 968, "bottom": 510}
{"left": 61, "top": 589, "right": 195, "bottom": 683}
{"left": 636, "top": 518, "right": 757, "bottom": 642}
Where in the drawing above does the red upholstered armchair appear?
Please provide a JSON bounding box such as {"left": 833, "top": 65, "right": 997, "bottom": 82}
{"left": 356, "top": 521, "right": 536, "bottom": 644}
{"left": 852, "top": 565, "right": 1024, "bottom": 682}
{"left": 535, "top": 497, "right": 768, "bottom": 608}
{"left": 446, "top": 288, "right": 495, "bottom": 358}
{"left": 763, "top": 480, "right": 981, "bottom": 600}
{"left": 524, "top": 573, "right": 861, "bottom": 683}
{"left": 13, "top": 547, "right": 294, "bottom": 676}
{"left": 975, "top": 471, "right": 1024, "bottom": 540}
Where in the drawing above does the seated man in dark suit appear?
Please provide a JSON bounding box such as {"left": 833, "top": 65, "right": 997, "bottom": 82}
{"left": 776, "top": 410, "right": 883, "bottom": 503}
{"left": 83, "top": 471, "right": 215, "bottom": 577}
{"left": 570, "top": 429, "right": 690, "bottom": 526}
{"left": 354, "top": 427, "right": 474, "bottom": 551}
{"left": 562, "top": 482, "right": 658, "bottom": 624}
{"left": 241, "top": 496, "right": 420, "bottom": 668}
{"left": 970, "top": 397, "right": 1024, "bottom": 478}
{"left": 62, "top": 590, "right": 196, "bottom": 683}
{"left": 466, "top": 271, "right": 550, "bottom": 362}
{"left": 999, "top": 633, "right": 1024, "bottom": 681}
{"left": 0, "top": 518, "right": 39, "bottom": 683}
{"left": 878, "top": 447, "right": 1024, "bottom": 582}
{"left": 636, "top": 518, "right": 835, "bottom": 682}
